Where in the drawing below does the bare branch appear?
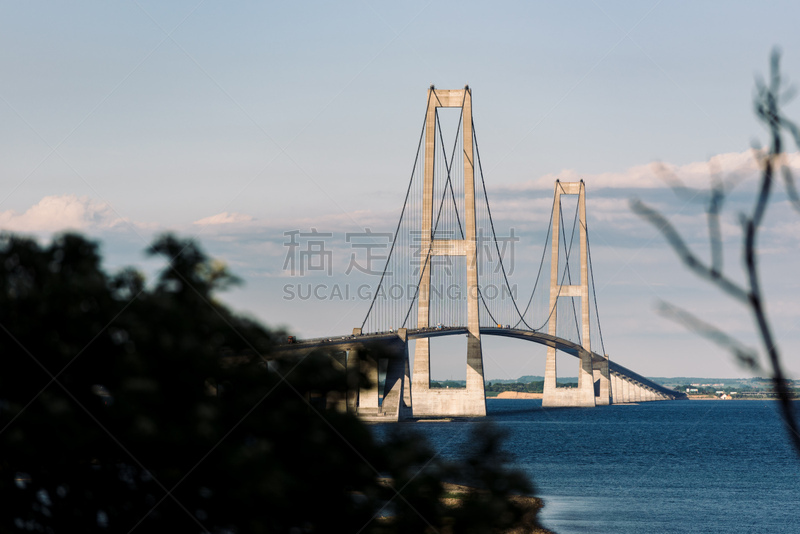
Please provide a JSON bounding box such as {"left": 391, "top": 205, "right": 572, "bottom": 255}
{"left": 743, "top": 48, "right": 800, "bottom": 455}
{"left": 657, "top": 301, "right": 762, "bottom": 373}
{"left": 781, "top": 165, "right": 800, "bottom": 214}
{"left": 653, "top": 162, "right": 709, "bottom": 204}
{"left": 707, "top": 165, "right": 725, "bottom": 274}
{"left": 639, "top": 48, "right": 800, "bottom": 458}
{"left": 630, "top": 198, "right": 749, "bottom": 303}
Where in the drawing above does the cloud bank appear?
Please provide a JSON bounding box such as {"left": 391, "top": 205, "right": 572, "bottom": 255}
{"left": 0, "top": 195, "right": 128, "bottom": 233}
{"left": 506, "top": 150, "right": 786, "bottom": 191}
{"left": 194, "top": 212, "right": 256, "bottom": 225}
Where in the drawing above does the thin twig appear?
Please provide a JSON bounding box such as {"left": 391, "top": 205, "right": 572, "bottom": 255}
{"left": 635, "top": 49, "right": 800, "bottom": 457}
{"left": 656, "top": 301, "right": 762, "bottom": 373}
{"left": 629, "top": 198, "right": 749, "bottom": 303}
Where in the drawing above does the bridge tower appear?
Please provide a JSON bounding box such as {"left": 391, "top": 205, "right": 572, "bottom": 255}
{"left": 411, "top": 86, "right": 486, "bottom": 417}
{"left": 542, "top": 181, "right": 611, "bottom": 407}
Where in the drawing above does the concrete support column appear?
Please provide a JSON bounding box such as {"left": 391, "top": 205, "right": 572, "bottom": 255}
{"left": 378, "top": 330, "right": 411, "bottom": 421}
{"left": 462, "top": 88, "right": 487, "bottom": 415}
{"left": 611, "top": 374, "right": 622, "bottom": 404}
{"left": 543, "top": 344, "right": 558, "bottom": 405}
{"left": 577, "top": 351, "right": 596, "bottom": 406}
{"left": 381, "top": 355, "right": 405, "bottom": 419}
{"left": 358, "top": 349, "right": 379, "bottom": 413}
{"left": 326, "top": 351, "right": 348, "bottom": 412}
{"left": 403, "top": 345, "right": 412, "bottom": 414}
{"left": 346, "top": 349, "right": 360, "bottom": 412}
{"left": 593, "top": 356, "right": 610, "bottom": 406}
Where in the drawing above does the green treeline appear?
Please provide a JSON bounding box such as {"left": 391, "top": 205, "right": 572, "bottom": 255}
{"left": 429, "top": 380, "right": 579, "bottom": 392}
{"left": 487, "top": 381, "right": 577, "bottom": 393}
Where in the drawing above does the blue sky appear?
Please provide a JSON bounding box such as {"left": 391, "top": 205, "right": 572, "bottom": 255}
{"left": 3, "top": 1, "right": 800, "bottom": 379}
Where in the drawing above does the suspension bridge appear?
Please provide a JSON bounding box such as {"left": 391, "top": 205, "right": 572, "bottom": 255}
{"left": 277, "top": 86, "right": 686, "bottom": 421}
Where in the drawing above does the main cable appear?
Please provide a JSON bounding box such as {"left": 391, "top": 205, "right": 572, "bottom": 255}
{"left": 513, "top": 194, "right": 556, "bottom": 328}
{"left": 473, "top": 121, "right": 533, "bottom": 330}
{"left": 361, "top": 94, "right": 430, "bottom": 330}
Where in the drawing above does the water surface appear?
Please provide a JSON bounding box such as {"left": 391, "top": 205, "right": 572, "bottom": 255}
{"left": 374, "top": 399, "right": 800, "bottom": 533}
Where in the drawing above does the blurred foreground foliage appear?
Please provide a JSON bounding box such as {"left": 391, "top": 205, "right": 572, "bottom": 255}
{"left": 0, "top": 233, "right": 538, "bottom": 533}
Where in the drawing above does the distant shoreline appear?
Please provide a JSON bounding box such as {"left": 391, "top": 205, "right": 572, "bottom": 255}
{"left": 685, "top": 396, "right": 787, "bottom": 400}
{"left": 487, "top": 392, "right": 787, "bottom": 401}
{"left": 490, "top": 391, "right": 543, "bottom": 399}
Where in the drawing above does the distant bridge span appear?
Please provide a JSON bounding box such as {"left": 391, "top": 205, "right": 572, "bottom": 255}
{"left": 275, "top": 327, "right": 686, "bottom": 421}
{"left": 282, "top": 327, "right": 605, "bottom": 362}
{"left": 276, "top": 86, "right": 686, "bottom": 420}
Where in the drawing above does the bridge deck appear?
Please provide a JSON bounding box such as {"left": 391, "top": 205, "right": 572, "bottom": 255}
{"left": 280, "top": 326, "right": 604, "bottom": 361}
{"left": 276, "top": 327, "right": 684, "bottom": 401}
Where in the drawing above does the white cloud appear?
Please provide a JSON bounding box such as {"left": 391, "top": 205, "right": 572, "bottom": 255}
{"left": 193, "top": 212, "right": 256, "bottom": 225}
{"left": 506, "top": 149, "right": 773, "bottom": 191}
{"left": 0, "top": 195, "right": 128, "bottom": 232}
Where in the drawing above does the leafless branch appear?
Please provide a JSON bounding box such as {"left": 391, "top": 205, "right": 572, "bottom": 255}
{"left": 657, "top": 301, "right": 762, "bottom": 374}
{"left": 781, "top": 164, "right": 800, "bottom": 213}
{"left": 635, "top": 48, "right": 800, "bottom": 457}
{"left": 629, "top": 198, "right": 749, "bottom": 303}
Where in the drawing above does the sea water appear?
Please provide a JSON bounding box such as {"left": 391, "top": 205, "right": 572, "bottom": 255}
{"left": 372, "top": 400, "right": 800, "bottom": 533}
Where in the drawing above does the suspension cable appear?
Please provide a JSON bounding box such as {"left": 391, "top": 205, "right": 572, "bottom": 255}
{"left": 472, "top": 122, "right": 533, "bottom": 329}
{"left": 513, "top": 194, "right": 556, "bottom": 328}
{"left": 361, "top": 94, "right": 431, "bottom": 329}
{"left": 401, "top": 99, "right": 469, "bottom": 328}
{"left": 584, "top": 217, "right": 607, "bottom": 355}
{"left": 530, "top": 184, "right": 581, "bottom": 331}
{"left": 401, "top": 90, "right": 469, "bottom": 328}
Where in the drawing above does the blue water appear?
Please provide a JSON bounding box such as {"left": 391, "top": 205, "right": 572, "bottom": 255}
{"left": 372, "top": 400, "right": 800, "bottom": 533}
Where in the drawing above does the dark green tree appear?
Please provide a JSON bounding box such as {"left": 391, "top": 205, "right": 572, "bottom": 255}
{"left": 0, "top": 233, "right": 540, "bottom": 533}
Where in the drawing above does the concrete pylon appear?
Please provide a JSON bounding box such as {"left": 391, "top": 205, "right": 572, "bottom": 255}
{"left": 594, "top": 355, "right": 611, "bottom": 405}
{"left": 411, "top": 86, "right": 486, "bottom": 418}
{"left": 542, "top": 181, "right": 596, "bottom": 407}
{"left": 358, "top": 350, "right": 380, "bottom": 413}
{"left": 613, "top": 373, "right": 624, "bottom": 403}
{"left": 380, "top": 329, "right": 412, "bottom": 420}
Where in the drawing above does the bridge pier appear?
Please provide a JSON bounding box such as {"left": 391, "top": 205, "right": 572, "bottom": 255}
{"left": 325, "top": 351, "right": 349, "bottom": 412}
{"left": 357, "top": 347, "right": 380, "bottom": 414}
{"left": 411, "top": 333, "right": 487, "bottom": 417}
{"left": 593, "top": 355, "right": 611, "bottom": 405}
{"left": 543, "top": 349, "right": 596, "bottom": 407}
{"left": 273, "top": 331, "right": 413, "bottom": 422}
{"left": 610, "top": 373, "right": 622, "bottom": 403}
{"left": 379, "top": 330, "right": 412, "bottom": 420}
{"left": 622, "top": 376, "right": 632, "bottom": 403}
